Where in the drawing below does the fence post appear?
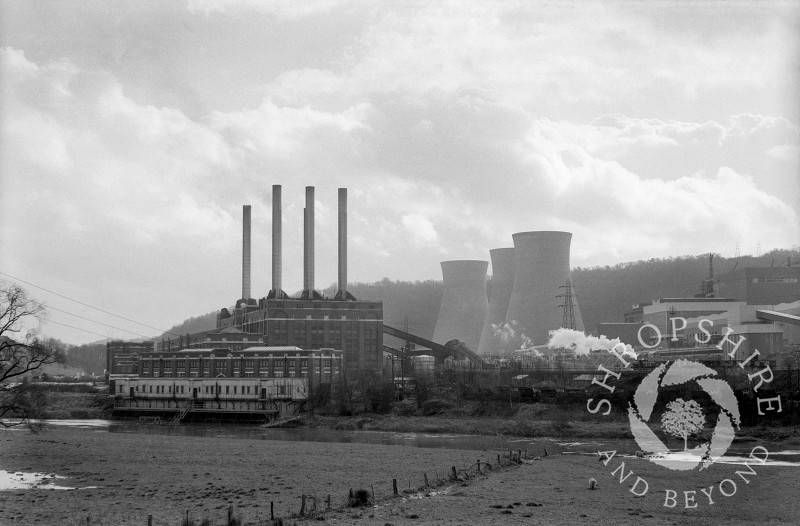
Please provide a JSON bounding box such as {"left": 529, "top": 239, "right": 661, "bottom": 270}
{"left": 497, "top": 454, "right": 501, "bottom": 465}
{"left": 450, "top": 466, "right": 457, "bottom": 480}
{"left": 393, "top": 479, "right": 398, "bottom": 496}
{"left": 326, "top": 494, "right": 331, "bottom": 509}
{"left": 271, "top": 501, "right": 274, "bottom": 520}
{"left": 148, "top": 515, "right": 153, "bottom": 526}
{"left": 300, "top": 495, "right": 306, "bottom": 517}
{"left": 424, "top": 473, "right": 429, "bottom": 487}
{"left": 227, "top": 505, "right": 233, "bottom": 525}
{"left": 477, "top": 459, "right": 481, "bottom": 473}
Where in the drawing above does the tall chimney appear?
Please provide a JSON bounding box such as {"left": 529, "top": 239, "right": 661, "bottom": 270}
{"left": 242, "top": 204, "right": 251, "bottom": 300}
{"left": 337, "top": 188, "right": 347, "bottom": 299}
{"left": 303, "top": 186, "right": 315, "bottom": 295}
{"left": 271, "top": 185, "right": 282, "bottom": 294}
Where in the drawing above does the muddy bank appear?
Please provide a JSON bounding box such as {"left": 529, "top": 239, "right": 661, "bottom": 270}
{"left": 2, "top": 425, "right": 798, "bottom": 525}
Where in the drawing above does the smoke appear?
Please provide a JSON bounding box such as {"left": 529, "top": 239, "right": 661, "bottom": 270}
{"left": 491, "top": 321, "right": 533, "bottom": 351}
{"left": 547, "top": 328, "right": 638, "bottom": 359}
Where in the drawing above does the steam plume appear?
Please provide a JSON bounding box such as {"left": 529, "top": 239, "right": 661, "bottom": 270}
{"left": 547, "top": 328, "right": 637, "bottom": 359}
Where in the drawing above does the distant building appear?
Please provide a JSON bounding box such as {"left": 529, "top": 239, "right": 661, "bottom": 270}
{"left": 640, "top": 298, "right": 742, "bottom": 346}
{"left": 106, "top": 340, "right": 155, "bottom": 379}
{"left": 716, "top": 267, "right": 800, "bottom": 305}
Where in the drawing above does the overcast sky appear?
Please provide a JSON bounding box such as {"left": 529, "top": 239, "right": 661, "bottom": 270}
{"left": 1, "top": 0, "right": 798, "bottom": 345}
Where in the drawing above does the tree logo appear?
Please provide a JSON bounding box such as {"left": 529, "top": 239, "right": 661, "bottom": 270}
{"left": 628, "top": 359, "right": 741, "bottom": 471}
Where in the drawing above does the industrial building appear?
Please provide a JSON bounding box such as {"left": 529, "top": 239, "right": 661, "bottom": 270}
{"left": 716, "top": 266, "right": 800, "bottom": 305}
{"left": 214, "top": 185, "right": 384, "bottom": 374}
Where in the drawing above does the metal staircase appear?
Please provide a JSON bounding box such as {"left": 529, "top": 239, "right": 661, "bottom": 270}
{"left": 169, "top": 402, "right": 191, "bottom": 425}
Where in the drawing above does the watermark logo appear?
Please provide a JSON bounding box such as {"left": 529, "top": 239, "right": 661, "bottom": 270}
{"left": 628, "top": 359, "right": 741, "bottom": 471}
{"left": 571, "top": 319, "right": 785, "bottom": 508}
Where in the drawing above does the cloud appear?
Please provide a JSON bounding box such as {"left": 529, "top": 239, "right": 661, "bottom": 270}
{"left": 0, "top": 1, "right": 797, "bottom": 343}
{"left": 401, "top": 214, "right": 438, "bottom": 245}
{"left": 187, "top": 0, "right": 348, "bottom": 19}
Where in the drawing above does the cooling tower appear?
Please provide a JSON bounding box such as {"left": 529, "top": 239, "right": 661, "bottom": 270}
{"left": 505, "top": 231, "right": 583, "bottom": 345}
{"left": 241, "top": 205, "right": 252, "bottom": 300}
{"left": 477, "top": 248, "right": 515, "bottom": 353}
{"left": 432, "top": 260, "right": 489, "bottom": 352}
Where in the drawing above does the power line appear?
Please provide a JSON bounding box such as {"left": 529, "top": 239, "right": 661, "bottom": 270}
{"left": 0, "top": 271, "right": 179, "bottom": 337}
{"left": 34, "top": 316, "right": 113, "bottom": 340}
{"left": 43, "top": 305, "right": 152, "bottom": 339}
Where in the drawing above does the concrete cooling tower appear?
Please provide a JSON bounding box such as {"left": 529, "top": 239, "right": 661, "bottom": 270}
{"left": 432, "top": 260, "right": 489, "bottom": 352}
{"left": 477, "top": 248, "right": 515, "bottom": 354}
{"left": 505, "top": 231, "right": 584, "bottom": 346}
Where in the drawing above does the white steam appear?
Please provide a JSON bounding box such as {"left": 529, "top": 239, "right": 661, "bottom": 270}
{"left": 547, "top": 328, "right": 638, "bottom": 359}
{"left": 491, "top": 321, "right": 533, "bottom": 351}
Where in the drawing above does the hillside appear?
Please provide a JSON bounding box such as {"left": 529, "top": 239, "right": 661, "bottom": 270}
{"left": 159, "top": 248, "right": 798, "bottom": 346}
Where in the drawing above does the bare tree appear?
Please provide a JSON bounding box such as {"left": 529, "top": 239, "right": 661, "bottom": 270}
{"left": 661, "top": 398, "right": 706, "bottom": 451}
{"left": 1, "top": 282, "right": 63, "bottom": 427}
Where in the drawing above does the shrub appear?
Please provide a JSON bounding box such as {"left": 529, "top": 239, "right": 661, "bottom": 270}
{"left": 421, "top": 398, "right": 455, "bottom": 416}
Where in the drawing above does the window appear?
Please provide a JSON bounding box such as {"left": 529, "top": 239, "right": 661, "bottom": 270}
{"left": 234, "top": 386, "right": 237, "bottom": 394}
{"left": 226, "top": 386, "right": 229, "bottom": 394}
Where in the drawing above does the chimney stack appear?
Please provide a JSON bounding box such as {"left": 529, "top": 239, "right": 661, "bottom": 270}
{"left": 242, "top": 204, "right": 252, "bottom": 300}
{"left": 303, "top": 186, "right": 315, "bottom": 296}
{"left": 271, "top": 185, "right": 283, "bottom": 296}
{"left": 337, "top": 188, "right": 347, "bottom": 300}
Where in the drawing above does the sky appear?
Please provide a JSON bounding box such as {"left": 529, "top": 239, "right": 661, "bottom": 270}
{"left": 1, "top": 0, "right": 798, "bottom": 345}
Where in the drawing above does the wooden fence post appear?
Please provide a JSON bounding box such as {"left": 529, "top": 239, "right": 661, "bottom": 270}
{"left": 270, "top": 501, "right": 274, "bottom": 520}
{"left": 326, "top": 494, "right": 331, "bottom": 509}
{"left": 450, "top": 466, "right": 457, "bottom": 480}
{"left": 300, "top": 495, "right": 306, "bottom": 516}
{"left": 477, "top": 459, "right": 481, "bottom": 473}
{"left": 393, "top": 479, "right": 398, "bottom": 496}
{"left": 424, "top": 473, "right": 429, "bottom": 487}
{"left": 147, "top": 515, "right": 153, "bottom": 526}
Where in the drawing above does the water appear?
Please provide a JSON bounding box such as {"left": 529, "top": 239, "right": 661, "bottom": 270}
{"left": 0, "top": 470, "right": 98, "bottom": 491}
{"left": 24, "top": 419, "right": 800, "bottom": 465}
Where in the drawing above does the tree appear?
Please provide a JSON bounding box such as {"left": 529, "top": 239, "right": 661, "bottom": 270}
{"left": 1, "top": 282, "right": 63, "bottom": 428}
{"left": 661, "top": 398, "right": 706, "bottom": 451}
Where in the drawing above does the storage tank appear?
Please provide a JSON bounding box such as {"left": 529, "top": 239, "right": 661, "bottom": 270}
{"left": 432, "top": 260, "right": 488, "bottom": 352}
{"left": 505, "top": 231, "right": 584, "bottom": 345}
{"left": 478, "top": 248, "right": 515, "bottom": 354}
{"left": 412, "top": 355, "right": 435, "bottom": 379}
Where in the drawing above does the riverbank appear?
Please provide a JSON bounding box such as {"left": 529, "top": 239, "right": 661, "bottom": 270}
{"left": 1, "top": 425, "right": 798, "bottom": 525}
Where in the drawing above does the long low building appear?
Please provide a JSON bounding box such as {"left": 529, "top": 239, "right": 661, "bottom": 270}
{"left": 110, "top": 346, "right": 343, "bottom": 423}
{"left": 112, "top": 377, "right": 308, "bottom": 422}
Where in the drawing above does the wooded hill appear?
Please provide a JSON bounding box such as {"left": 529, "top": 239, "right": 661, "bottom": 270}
{"left": 161, "top": 248, "right": 799, "bottom": 344}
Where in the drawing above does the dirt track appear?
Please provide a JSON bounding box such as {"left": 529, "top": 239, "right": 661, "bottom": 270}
{"left": 0, "top": 426, "right": 797, "bottom": 525}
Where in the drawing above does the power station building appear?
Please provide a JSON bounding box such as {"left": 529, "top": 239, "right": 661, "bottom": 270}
{"left": 215, "top": 185, "right": 383, "bottom": 374}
